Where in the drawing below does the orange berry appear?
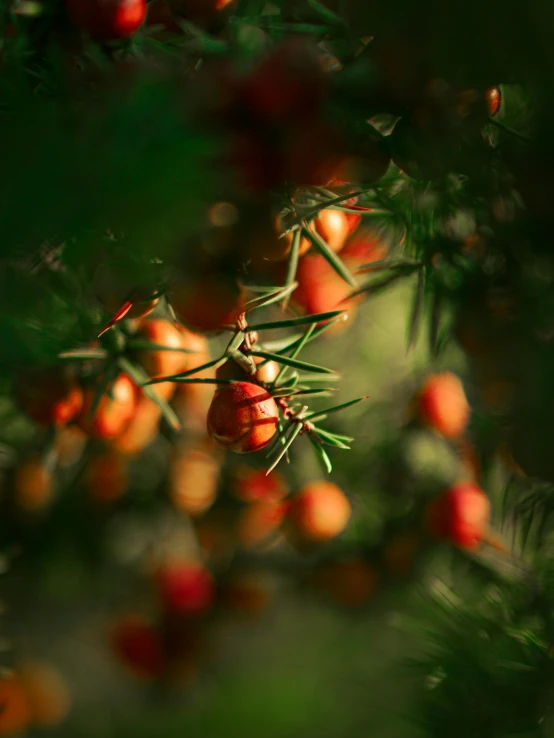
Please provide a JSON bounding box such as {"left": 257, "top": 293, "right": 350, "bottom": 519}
{"left": 168, "top": 442, "right": 220, "bottom": 517}
{"left": 313, "top": 210, "right": 350, "bottom": 253}
{"left": 77, "top": 374, "right": 137, "bottom": 440}
{"left": 14, "top": 457, "right": 53, "bottom": 512}
{"left": 85, "top": 451, "right": 129, "bottom": 503}
{"left": 312, "top": 557, "right": 378, "bottom": 607}
{"left": 382, "top": 533, "right": 422, "bottom": 577}
{"left": 417, "top": 372, "right": 470, "bottom": 438}
{"left": 486, "top": 87, "right": 501, "bottom": 116}
{"left": 18, "top": 661, "right": 71, "bottom": 728}
{"left": 136, "top": 319, "right": 190, "bottom": 379}
{"left": 54, "top": 425, "right": 87, "bottom": 468}
{"left": 172, "top": 275, "right": 244, "bottom": 333}
{"left": 287, "top": 481, "right": 351, "bottom": 544}
{"left": 207, "top": 381, "right": 278, "bottom": 453}
{"left": 0, "top": 676, "right": 31, "bottom": 735}
{"left": 424, "top": 481, "right": 490, "bottom": 551}
{"left": 237, "top": 500, "right": 287, "bottom": 549}
{"left": 112, "top": 381, "right": 175, "bottom": 456}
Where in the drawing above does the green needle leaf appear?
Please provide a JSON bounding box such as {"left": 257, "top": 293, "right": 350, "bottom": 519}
{"left": 266, "top": 423, "right": 302, "bottom": 475}
{"left": 250, "top": 349, "right": 334, "bottom": 375}
{"left": 225, "top": 331, "right": 245, "bottom": 355}
{"left": 308, "top": 435, "right": 333, "bottom": 474}
{"left": 302, "top": 395, "right": 369, "bottom": 423}
{"left": 58, "top": 348, "right": 108, "bottom": 361}
{"left": 301, "top": 222, "right": 358, "bottom": 289}
{"left": 407, "top": 267, "right": 425, "bottom": 350}
{"left": 350, "top": 272, "right": 406, "bottom": 298}
{"left": 126, "top": 340, "right": 197, "bottom": 353}
{"left": 143, "top": 356, "right": 227, "bottom": 385}
{"left": 282, "top": 230, "right": 302, "bottom": 310}
{"left": 310, "top": 427, "right": 351, "bottom": 449}
{"left": 243, "top": 282, "right": 299, "bottom": 312}
{"left": 118, "top": 357, "right": 181, "bottom": 432}
{"left": 248, "top": 310, "right": 344, "bottom": 331}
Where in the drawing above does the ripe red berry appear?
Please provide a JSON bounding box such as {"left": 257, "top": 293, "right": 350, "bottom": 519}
{"left": 233, "top": 467, "right": 288, "bottom": 503}
{"left": 172, "top": 276, "right": 244, "bottom": 333}
{"left": 15, "top": 367, "right": 83, "bottom": 428}
{"left": 424, "top": 481, "right": 490, "bottom": 550}
{"left": 111, "top": 616, "right": 165, "bottom": 679}
{"left": 77, "top": 373, "right": 137, "bottom": 440}
{"left": 287, "top": 481, "right": 351, "bottom": 544}
{"left": 66, "top": 0, "right": 146, "bottom": 39}
{"left": 417, "top": 372, "right": 470, "bottom": 438}
{"left": 207, "top": 382, "right": 279, "bottom": 453}
{"left": 155, "top": 563, "right": 215, "bottom": 615}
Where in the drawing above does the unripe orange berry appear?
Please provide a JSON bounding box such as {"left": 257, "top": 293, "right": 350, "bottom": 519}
{"left": 85, "top": 451, "right": 129, "bottom": 503}
{"left": 312, "top": 557, "right": 378, "bottom": 607}
{"left": 238, "top": 500, "right": 287, "bottom": 549}
{"left": 417, "top": 372, "right": 470, "bottom": 438}
{"left": 487, "top": 87, "right": 501, "bottom": 116}
{"left": 381, "top": 532, "right": 422, "bottom": 577}
{"left": 222, "top": 572, "right": 273, "bottom": 616}
{"left": 137, "top": 319, "right": 190, "bottom": 379}
{"left": 0, "top": 676, "right": 31, "bottom": 735}
{"left": 14, "top": 457, "right": 53, "bottom": 512}
{"left": 424, "top": 481, "right": 490, "bottom": 551}
{"left": 314, "top": 210, "right": 350, "bottom": 253}
{"left": 18, "top": 661, "right": 71, "bottom": 729}
{"left": 168, "top": 442, "right": 220, "bottom": 517}
{"left": 287, "top": 481, "right": 351, "bottom": 544}
{"left": 155, "top": 562, "right": 215, "bottom": 616}
{"left": 77, "top": 374, "right": 137, "bottom": 440}
{"left": 111, "top": 381, "right": 175, "bottom": 456}
{"left": 14, "top": 367, "right": 83, "bottom": 428}
{"left": 111, "top": 615, "right": 165, "bottom": 680}
{"left": 207, "top": 382, "right": 278, "bottom": 453}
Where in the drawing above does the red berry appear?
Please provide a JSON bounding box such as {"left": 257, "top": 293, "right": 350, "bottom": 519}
{"left": 15, "top": 367, "right": 83, "bottom": 428}
{"left": 424, "top": 481, "right": 490, "bottom": 550}
{"left": 233, "top": 467, "right": 288, "bottom": 503}
{"left": 287, "top": 481, "right": 351, "bottom": 544}
{"left": 66, "top": 0, "right": 146, "bottom": 39}
{"left": 77, "top": 373, "right": 137, "bottom": 440}
{"left": 111, "top": 616, "right": 165, "bottom": 679}
{"left": 156, "top": 563, "right": 215, "bottom": 615}
{"left": 207, "top": 381, "right": 279, "bottom": 453}
{"left": 172, "top": 276, "right": 244, "bottom": 333}
{"left": 417, "top": 372, "right": 470, "bottom": 438}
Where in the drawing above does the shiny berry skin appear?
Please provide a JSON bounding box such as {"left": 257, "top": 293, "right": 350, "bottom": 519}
{"left": 77, "top": 373, "right": 137, "bottom": 440}
{"left": 215, "top": 355, "right": 279, "bottom": 385}
{"left": 287, "top": 481, "right": 351, "bottom": 544}
{"left": 417, "top": 372, "right": 470, "bottom": 438}
{"left": 424, "top": 481, "right": 490, "bottom": 551}
{"left": 314, "top": 210, "right": 349, "bottom": 253}
{"left": 66, "top": 0, "right": 146, "bottom": 39}
{"left": 486, "top": 87, "right": 501, "bottom": 116}
{"left": 14, "top": 367, "right": 83, "bottom": 427}
{"left": 207, "top": 382, "right": 279, "bottom": 453}
{"left": 156, "top": 563, "right": 215, "bottom": 615}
